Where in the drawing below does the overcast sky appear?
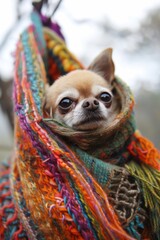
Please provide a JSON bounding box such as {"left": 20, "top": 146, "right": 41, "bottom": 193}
{"left": 0, "top": 0, "right": 160, "bottom": 83}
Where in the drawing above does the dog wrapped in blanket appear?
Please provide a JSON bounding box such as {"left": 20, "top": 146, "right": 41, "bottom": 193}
{"left": 0, "top": 11, "right": 160, "bottom": 240}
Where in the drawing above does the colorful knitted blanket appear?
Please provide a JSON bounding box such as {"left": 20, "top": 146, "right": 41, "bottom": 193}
{"left": 1, "top": 11, "right": 160, "bottom": 240}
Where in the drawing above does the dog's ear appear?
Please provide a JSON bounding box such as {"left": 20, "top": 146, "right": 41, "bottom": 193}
{"left": 88, "top": 48, "right": 115, "bottom": 84}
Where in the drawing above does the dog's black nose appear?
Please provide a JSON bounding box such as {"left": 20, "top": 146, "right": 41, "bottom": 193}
{"left": 82, "top": 98, "right": 99, "bottom": 111}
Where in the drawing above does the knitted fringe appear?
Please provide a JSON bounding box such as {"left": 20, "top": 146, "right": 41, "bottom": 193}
{"left": 126, "top": 161, "right": 160, "bottom": 239}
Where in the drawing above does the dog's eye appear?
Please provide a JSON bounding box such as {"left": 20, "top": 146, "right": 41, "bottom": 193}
{"left": 99, "top": 92, "right": 112, "bottom": 103}
{"left": 59, "top": 98, "right": 73, "bottom": 109}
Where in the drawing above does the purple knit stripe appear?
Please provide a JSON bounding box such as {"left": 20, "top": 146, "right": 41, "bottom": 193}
{"left": 14, "top": 53, "right": 95, "bottom": 240}
{"left": 40, "top": 14, "right": 65, "bottom": 41}
{"left": 16, "top": 109, "right": 95, "bottom": 239}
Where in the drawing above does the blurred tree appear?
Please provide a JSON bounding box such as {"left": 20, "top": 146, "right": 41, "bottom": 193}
{"left": 0, "top": 0, "right": 25, "bottom": 131}
{"left": 135, "top": 85, "right": 160, "bottom": 148}
{"left": 0, "top": 78, "right": 13, "bottom": 130}
{"left": 136, "top": 8, "right": 160, "bottom": 50}
{"left": 132, "top": 8, "right": 160, "bottom": 148}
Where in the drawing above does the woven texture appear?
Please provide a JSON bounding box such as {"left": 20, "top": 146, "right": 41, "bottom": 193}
{"left": 1, "top": 11, "right": 160, "bottom": 240}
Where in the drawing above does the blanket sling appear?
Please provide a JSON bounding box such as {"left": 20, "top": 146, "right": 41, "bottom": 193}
{"left": 1, "top": 11, "right": 160, "bottom": 240}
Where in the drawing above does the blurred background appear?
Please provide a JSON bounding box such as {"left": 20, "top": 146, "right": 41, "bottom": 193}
{"left": 0, "top": 0, "right": 160, "bottom": 160}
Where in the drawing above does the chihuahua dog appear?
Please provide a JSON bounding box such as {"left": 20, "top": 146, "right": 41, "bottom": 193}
{"left": 45, "top": 48, "right": 121, "bottom": 132}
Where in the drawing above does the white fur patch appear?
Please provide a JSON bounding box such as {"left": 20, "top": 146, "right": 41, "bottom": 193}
{"left": 64, "top": 99, "right": 109, "bottom": 128}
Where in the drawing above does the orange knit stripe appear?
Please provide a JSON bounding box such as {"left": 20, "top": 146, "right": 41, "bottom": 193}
{"left": 128, "top": 131, "right": 160, "bottom": 170}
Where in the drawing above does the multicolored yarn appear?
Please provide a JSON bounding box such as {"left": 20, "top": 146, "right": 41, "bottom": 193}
{"left": 0, "top": 11, "right": 160, "bottom": 240}
{"left": 0, "top": 161, "right": 28, "bottom": 239}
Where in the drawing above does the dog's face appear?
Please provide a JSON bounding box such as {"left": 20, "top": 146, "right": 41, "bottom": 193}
{"left": 45, "top": 48, "right": 120, "bottom": 131}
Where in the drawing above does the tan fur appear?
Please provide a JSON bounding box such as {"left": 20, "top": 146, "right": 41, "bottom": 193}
{"left": 45, "top": 70, "right": 112, "bottom": 110}
{"left": 45, "top": 48, "right": 121, "bottom": 131}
